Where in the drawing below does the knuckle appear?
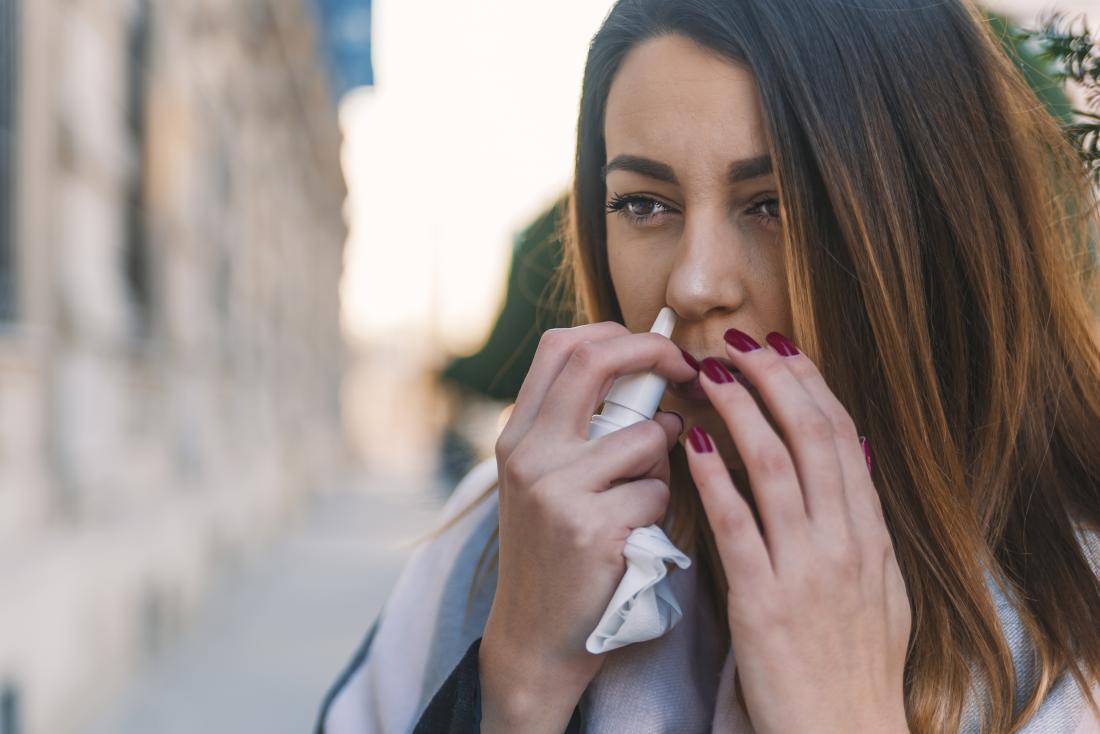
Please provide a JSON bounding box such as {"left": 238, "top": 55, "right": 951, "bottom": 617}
{"left": 539, "top": 322, "right": 626, "bottom": 358}
{"left": 500, "top": 455, "right": 522, "bottom": 487}
{"left": 750, "top": 444, "right": 790, "bottom": 478}
{"left": 795, "top": 564, "right": 826, "bottom": 601}
{"left": 638, "top": 419, "right": 668, "bottom": 449}
{"left": 714, "top": 508, "right": 753, "bottom": 538}
{"left": 729, "top": 597, "right": 766, "bottom": 631}
{"left": 826, "top": 539, "right": 862, "bottom": 580}
{"left": 865, "top": 523, "right": 894, "bottom": 553}
{"left": 729, "top": 386, "right": 758, "bottom": 410}
{"left": 635, "top": 483, "right": 670, "bottom": 523}
{"left": 502, "top": 450, "right": 537, "bottom": 489}
{"left": 567, "top": 521, "right": 599, "bottom": 551}
{"left": 537, "top": 327, "right": 568, "bottom": 353}
{"left": 757, "top": 351, "right": 786, "bottom": 378}
{"left": 647, "top": 479, "right": 671, "bottom": 506}
{"left": 785, "top": 355, "right": 815, "bottom": 375}
{"left": 570, "top": 340, "right": 604, "bottom": 371}
{"left": 747, "top": 365, "right": 776, "bottom": 392}
{"left": 800, "top": 413, "right": 834, "bottom": 442}
{"left": 527, "top": 475, "right": 558, "bottom": 510}
{"left": 494, "top": 434, "right": 515, "bottom": 465}
{"left": 829, "top": 411, "right": 859, "bottom": 441}
{"left": 758, "top": 591, "right": 792, "bottom": 627}
{"left": 707, "top": 385, "right": 742, "bottom": 413}
{"left": 655, "top": 456, "right": 672, "bottom": 486}
{"left": 787, "top": 359, "right": 825, "bottom": 388}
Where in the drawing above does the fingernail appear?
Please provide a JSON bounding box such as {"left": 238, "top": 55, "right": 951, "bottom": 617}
{"left": 766, "top": 331, "right": 800, "bottom": 357}
{"left": 700, "top": 357, "right": 736, "bottom": 384}
{"left": 860, "top": 436, "right": 873, "bottom": 474}
{"left": 723, "top": 328, "right": 762, "bottom": 353}
{"left": 687, "top": 425, "right": 714, "bottom": 453}
{"left": 680, "top": 348, "right": 700, "bottom": 371}
{"left": 665, "top": 410, "right": 685, "bottom": 433}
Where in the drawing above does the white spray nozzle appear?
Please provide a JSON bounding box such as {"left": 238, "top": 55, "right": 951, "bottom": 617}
{"left": 648, "top": 305, "right": 677, "bottom": 340}
{"left": 587, "top": 307, "right": 678, "bottom": 440}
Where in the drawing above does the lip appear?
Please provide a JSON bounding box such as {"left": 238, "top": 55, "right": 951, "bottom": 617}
{"left": 668, "top": 356, "right": 753, "bottom": 402}
{"left": 668, "top": 375, "right": 710, "bottom": 402}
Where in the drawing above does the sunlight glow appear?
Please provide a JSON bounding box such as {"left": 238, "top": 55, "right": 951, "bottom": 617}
{"left": 338, "top": 0, "right": 618, "bottom": 354}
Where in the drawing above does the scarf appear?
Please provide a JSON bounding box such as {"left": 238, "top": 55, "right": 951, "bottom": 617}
{"left": 322, "top": 457, "right": 1100, "bottom": 733}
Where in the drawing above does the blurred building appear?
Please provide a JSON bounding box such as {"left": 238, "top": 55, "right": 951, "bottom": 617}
{"left": 0, "top": 0, "right": 349, "bottom": 732}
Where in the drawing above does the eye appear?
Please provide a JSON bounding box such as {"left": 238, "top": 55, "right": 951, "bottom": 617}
{"left": 606, "top": 193, "right": 676, "bottom": 225}
{"left": 746, "top": 196, "right": 781, "bottom": 227}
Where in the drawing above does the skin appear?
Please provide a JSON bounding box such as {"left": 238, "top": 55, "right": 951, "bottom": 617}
{"left": 481, "top": 34, "right": 911, "bottom": 733}
{"left": 603, "top": 35, "right": 792, "bottom": 473}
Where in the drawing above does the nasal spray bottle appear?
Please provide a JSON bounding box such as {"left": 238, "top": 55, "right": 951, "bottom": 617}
{"left": 584, "top": 306, "right": 692, "bottom": 654}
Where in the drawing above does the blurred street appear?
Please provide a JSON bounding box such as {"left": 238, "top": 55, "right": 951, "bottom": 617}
{"left": 77, "top": 471, "right": 447, "bottom": 734}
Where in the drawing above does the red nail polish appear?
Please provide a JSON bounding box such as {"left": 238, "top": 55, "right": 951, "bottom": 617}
{"left": 700, "top": 357, "right": 736, "bottom": 384}
{"left": 687, "top": 425, "right": 714, "bottom": 453}
{"left": 860, "top": 436, "right": 873, "bottom": 474}
{"left": 766, "top": 332, "right": 800, "bottom": 357}
{"left": 723, "top": 328, "right": 762, "bottom": 353}
{"left": 680, "top": 348, "right": 700, "bottom": 371}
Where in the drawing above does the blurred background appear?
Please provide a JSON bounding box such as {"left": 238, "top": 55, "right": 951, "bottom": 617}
{"left": 0, "top": 0, "right": 1095, "bottom": 733}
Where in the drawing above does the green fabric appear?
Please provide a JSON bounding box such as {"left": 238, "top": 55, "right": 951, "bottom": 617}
{"left": 440, "top": 196, "right": 569, "bottom": 401}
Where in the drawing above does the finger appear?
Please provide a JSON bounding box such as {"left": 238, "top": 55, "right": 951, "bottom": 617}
{"left": 884, "top": 553, "right": 912, "bottom": 643}
{"left": 719, "top": 329, "right": 848, "bottom": 537}
{"left": 859, "top": 436, "right": 883, "bottom": 519}
{"left": 501, "top": 323, "right": 630, "bottom": 448}
{"left": 697, "top": 356, "right": 810, "bottom": 561}
{"left": 683, "top": 425, "right": 773, "bottom": 592}
{"left": 538, "top": 332, "right": 698, "bottom": 439}
{"left": 572, "top": 418, "right": 674, "bottom": 490}
{"left": 596, "top": 477, "right": 671, "bottom": 530}
{"left": 761, "top": 331, "right": 883, "bottom": 539}
{"left": 653, "top": 409, "right": 685, "bottom": 448}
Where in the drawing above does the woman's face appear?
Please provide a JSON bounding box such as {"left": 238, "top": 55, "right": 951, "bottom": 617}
{"left": 603, "top": 34, "right": 794, "bottom": 470}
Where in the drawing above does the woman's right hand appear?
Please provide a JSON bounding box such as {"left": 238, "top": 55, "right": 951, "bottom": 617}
{"left": 479, "top": 321, "right": 697, "bottom": 733}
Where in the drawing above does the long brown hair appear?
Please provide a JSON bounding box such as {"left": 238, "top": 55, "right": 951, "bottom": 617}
{"left": 443, "top": 0, "right": 1100, "bottom": 730}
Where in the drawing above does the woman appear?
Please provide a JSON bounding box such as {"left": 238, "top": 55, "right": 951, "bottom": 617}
{"left": 317, "top": 0, "right": 1100, "bottom": 731}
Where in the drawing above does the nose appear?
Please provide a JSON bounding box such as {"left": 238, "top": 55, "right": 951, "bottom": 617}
{"left": 664, "top": 208, "right": 747, "bottom": 322}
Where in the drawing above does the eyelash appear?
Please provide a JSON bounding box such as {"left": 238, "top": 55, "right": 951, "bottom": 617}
{"left": 605, "top": 192, "right": 781, "bottom": 227}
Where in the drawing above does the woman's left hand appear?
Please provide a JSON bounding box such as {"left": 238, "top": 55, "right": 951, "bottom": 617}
{"left": 684, "top": 329, "right": 911, "bottom": 734}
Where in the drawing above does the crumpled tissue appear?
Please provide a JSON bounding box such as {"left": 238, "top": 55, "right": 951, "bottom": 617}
{"left": 585, "top": 524, "right": 692, "bottom": 654}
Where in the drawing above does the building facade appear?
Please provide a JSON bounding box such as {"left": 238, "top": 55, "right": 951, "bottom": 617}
{"left": 0, "top": 0, "right": 349, "bottom": 732}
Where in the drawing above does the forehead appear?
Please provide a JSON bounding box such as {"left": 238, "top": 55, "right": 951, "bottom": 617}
{"left": 604, "top": 34, "right": 768, "bottom": 165}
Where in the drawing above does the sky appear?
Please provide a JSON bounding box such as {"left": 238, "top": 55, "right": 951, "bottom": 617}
{"left": 337, "top": 0, "right": 1100, "bottom": 356}
{"left": 338, "top": 0, "right": 619, "bottom": 355}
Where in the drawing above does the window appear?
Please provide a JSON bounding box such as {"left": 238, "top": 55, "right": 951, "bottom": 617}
{"left": 0, "top": 680, "right": 19, "bottom": 734}
{"left": 0, "top": 0, "right": 19, "bottom": 322}
{"left": 124, "top": 0, "right": 152, "bottom": 337}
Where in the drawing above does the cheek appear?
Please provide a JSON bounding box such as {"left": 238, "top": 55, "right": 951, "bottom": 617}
{"left": 607, "top": 231, "right": 675, "bottom": 326}
{"left": 765, "top": 273, "right": 794, "bottom": 334}
{"left": 744, "top": 233, "right": 792, "bottom": 328}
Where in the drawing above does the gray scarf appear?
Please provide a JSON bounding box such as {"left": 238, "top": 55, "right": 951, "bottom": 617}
{"left": 322, "top": 457, "right": 1100, "bottom": 733}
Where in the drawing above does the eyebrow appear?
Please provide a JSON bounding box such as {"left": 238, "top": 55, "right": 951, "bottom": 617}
{"left": 601, "top": 153, "right": 773, "bottom": 185}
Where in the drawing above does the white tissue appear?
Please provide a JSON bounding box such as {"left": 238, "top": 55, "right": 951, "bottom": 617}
{"left": 585, "top": 524, "right": 692, "bottom": 654}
